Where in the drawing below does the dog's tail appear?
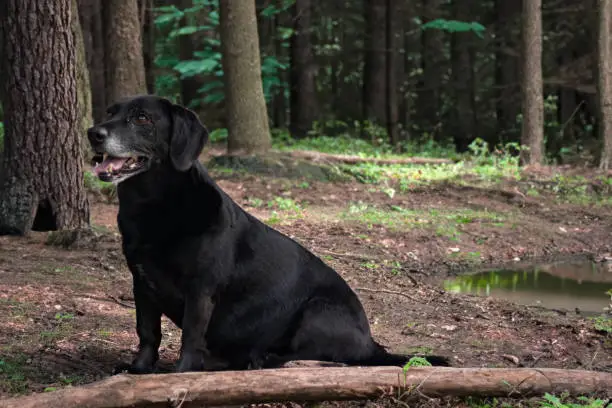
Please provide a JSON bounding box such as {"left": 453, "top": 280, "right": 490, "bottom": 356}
{"left": 351, "top": 343, "right": 450, "bottom": 367}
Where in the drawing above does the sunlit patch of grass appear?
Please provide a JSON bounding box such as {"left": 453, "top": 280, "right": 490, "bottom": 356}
{"left": 341, "top": 202, "right": 506, "bottom": 239}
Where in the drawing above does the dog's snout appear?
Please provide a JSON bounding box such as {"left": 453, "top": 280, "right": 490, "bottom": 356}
{"left": 87, "top": 126, "right": 108, "bottom": 145}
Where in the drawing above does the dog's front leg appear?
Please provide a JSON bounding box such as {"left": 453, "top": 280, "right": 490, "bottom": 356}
{"left": 118, "top": 273, "right": 162, "bottom": 375}
{"left": 176, "top": 289, "right": 225, "bottom": 372}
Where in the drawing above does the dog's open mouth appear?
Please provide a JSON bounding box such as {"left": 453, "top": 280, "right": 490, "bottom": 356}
{"left": 92, "top": 153, "right": 148, "bottom": 182}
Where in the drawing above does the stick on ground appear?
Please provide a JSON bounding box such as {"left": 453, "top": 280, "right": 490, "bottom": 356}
{"left": 0, "top": 366, "right": 610, "bottom": 408}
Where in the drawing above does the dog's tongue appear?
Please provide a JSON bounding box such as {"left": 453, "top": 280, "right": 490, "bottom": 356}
{"left": 93, "top": 156, "right": 128, "bottom": 176}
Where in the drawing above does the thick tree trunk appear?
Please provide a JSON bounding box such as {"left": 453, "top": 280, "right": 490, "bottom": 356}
{"left": 103, "top": 0, "right": 147, "bottom": 103}
{"left": 79, "top": 0, "right": 107, "bottom": 123}
{"left": 220, "top": 0, "right": 271, "bottom": 154}
{"left": 1, "top": 366, "right": 611, "bottom": 408}
{"left": 386, "top": 0, "right": 399, "bottom": 146}
{"left": 72, "top": 0, "right": 93, "bottom": 163}
{"left": 598, "top": 0, "right": 612, "bottom": 169}
{"left": 0, "top": 0, "right": 90, "bottom": 235}
{"left": 495, "top": 0, "right": 521, "bottom": 144}
{"left": 451, "top": 0, "right": 477, "bottom": 152}
{"left": 363, "top": 0, "right": 387, "bottom": 131}
{"left": 520, "top": 0, "right": 544, "bottom": 165}
{"left": 289, "top": 0, "right": 318, "bottom": 138}
{"left": 417, "top": 0, "right": 445, "bottom": 140}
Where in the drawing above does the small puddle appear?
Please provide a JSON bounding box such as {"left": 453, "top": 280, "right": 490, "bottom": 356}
{"left": 444, "top": 259, "right": 612, "bottom": 315}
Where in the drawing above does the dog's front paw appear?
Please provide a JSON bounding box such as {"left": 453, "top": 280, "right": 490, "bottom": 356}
{"left": 112, "top": 361, "right": 156, "bottom": 375}
{"left": 176, "top": 352, "right": 204, "bottom": 373}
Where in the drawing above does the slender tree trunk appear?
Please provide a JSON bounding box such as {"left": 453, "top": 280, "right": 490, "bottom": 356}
{"left": 451, "top": 0, "right": 477, "bottom": 152}
{"left": 220, "top": 0, "right": 271, "bottom": 154}
{"left": 141, "top": 0, "right": 156, "bottom": 95}
{"left": 289, "top": 0, "right": 318, "bottom": 138}
{"left": 178, "top": 0, "right": 202, "bottom": 107}
{"left": 363, "top": 0, "right": 387, "bottom": 131}
{"left": 495, "top": 0, "right": 521, "bottom": 144}
{"left": 598, "top": 0, "right": 612, "bottom": 169}
{"left": 72, "top": 0, "right": 93, "bottom": 163}
{"left": 417, "top": 0, "right": 445, "bottom": 140}
{"left": 273, "top": 3, "right": 288, "bottom": 128}
{"left": 103, "top": 0, "right": 147, "bottom": 103}
{"left": 0, "top": 0, "right": 90, "bottom": 235}
{"left": 385, "top": 0, "right": 399, "bottom": 145}
{"left": 520, "top": 0, "right": 544, "bottom": 165}
{"left": 79, "top": 0, "right": 107, "bottom": 123}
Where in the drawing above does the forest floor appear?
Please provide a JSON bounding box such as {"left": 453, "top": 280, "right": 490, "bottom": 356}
{"left": 0, "top": 146, "right": 611, "bottom": 407}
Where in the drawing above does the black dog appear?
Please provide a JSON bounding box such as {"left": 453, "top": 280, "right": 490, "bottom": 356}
{"left": 87, "top": 95, "right": 449, "bottom": 373}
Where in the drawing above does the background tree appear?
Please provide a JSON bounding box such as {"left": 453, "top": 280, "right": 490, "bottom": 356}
{"left": 219, "top": 0, "right": 271, "bottom": 154}
{"left": 598, "top": 0, "right": 612, "bottom": 170}
{"left": 363, "top": 0, "right": 387, "bottom": 132}
{"left": 0, "top": 0, "right": 89, "bottom": 235}
{"left": 103, "top": 0, "right": 147, "bottom": 102}
{"left": 289, "top": 0, "right": 318, "bottom": 139}
{"left": 520, "top": 0, "right": 544, "bottom": 165}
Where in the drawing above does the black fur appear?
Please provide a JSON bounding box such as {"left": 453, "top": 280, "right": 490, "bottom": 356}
{"left": 86, "top": 95, "right": 450, "bottom": 374}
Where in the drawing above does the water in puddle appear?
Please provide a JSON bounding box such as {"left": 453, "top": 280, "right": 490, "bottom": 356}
{"left": 444, "top": 259, "right": 612, "bottom": 315}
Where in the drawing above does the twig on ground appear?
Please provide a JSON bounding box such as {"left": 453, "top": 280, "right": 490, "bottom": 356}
{"left": 355, "top": 287, "right": 416, "bottom": 302}
{"left": 107, "top": 294, "right": 136, "bottom": 309}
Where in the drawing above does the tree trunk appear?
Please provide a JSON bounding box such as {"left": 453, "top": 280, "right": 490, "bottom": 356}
{"left": 1, "top": 366, "right": 611, "bottom": 408}
{"left": 273, "top": 3, "right": 288, "bottom": 129}
{"left": 363, "top": 0, "right": 387, "bottom": 131}
{"left": 0, "top": 0, "right": 90, "bottom": 235}
{"left": 417, "top": 0, "right": 445, "bottom": 140}
{"left": 79, "top": 0, "right": 107, "bottom": 123}
{"left": 72, "top": 0, "right": 93, "bottom": 163}
{"left": 598, "top": 0, "right": 612, "bottom": 170}
{"left": 451, "top": 0, "right": 477, "bottom": 152}
{"left": 495, "top": 0, "right": 521, "bottom": 144}
{"left": 386, "top": 0, "right": 399, "bottom": 146}
{"left": 103, "top": 0, "right": 147, "bottom": 103}
{"left": 220, "top": 0, "right": 271, "bottom": 154}
{"left": 520, "top": 0, "right": 544, "bottom": 165}
{"left": 289, "top": 0, "right": 318, "bottom": 138}
{"left": 140, "top": 0, "right": 156, "bottom": 95}
{"left": 178, "top": 0, "right": 202, "bottom": 107}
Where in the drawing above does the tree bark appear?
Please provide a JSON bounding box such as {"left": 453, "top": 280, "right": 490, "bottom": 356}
{"left": 451, "top": 0, "right": 477, "bottom": 152}
{"left": 385, "top": 0, "right": 399, "bottom": 146}
{"left": 597, "top": 0, "right": 612, "bottom": 169}
{"left": 520, "top": 0, "right": 544, "bottom": 165}
{"left": 220, "top": 0, "right": 271, "bottom": 154}
{"left": 72, "top": 0, "right": 93, "bottom": 163}
{"left": 140, "top": 0, "right": 156, "bottom": 95}
{"left": 495, "top": 0, "right": 521, "bottom": 144}
{"left": 78, "top": 0, "right": 107, "bottom": 123}
{"left": 289, "top": 0, "right": 318, "bottom": 138}
{"left": 0, "top": 0, "right": 90, "bottom": 235}
{"left": 417, "top": 0, "right": 445, "bottom": 140}
{"left": 1, "top": 366, "right": 611, "bottom": 408}
{"left": 103, "top": 0, "right": 147, "bottom": 103}
{"left": 363, "top": 0, "right": 387, "bottom": 131}
{"left": 178, "top": 0, "right": 202, "bottom": 107}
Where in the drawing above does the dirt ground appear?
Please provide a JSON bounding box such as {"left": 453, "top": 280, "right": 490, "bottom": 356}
{"left": 0, "top": 157, "right": 611, "bottom": 405}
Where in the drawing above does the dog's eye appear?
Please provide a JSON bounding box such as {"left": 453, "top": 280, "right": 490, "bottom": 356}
{"left": 134, "top": 114, "right": 151, "bottom": 125}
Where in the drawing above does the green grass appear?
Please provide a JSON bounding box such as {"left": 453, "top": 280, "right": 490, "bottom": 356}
{"left": 341, "top": 202, "right": 506, "bottom": 239}
{"left": 0, "top": 354, "right": 29, "bottom": 394}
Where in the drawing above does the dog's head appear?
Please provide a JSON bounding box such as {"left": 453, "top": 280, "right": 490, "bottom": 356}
{"left": 87, "top": 95, "right": 209, "bottom": 184}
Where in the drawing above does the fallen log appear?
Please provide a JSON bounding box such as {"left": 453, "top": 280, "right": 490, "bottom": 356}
{"left": 284, "top": 150, "right": 454, "bottom": 165}
{"left": 1, "top": 366, "right": 610, "bottom": 408}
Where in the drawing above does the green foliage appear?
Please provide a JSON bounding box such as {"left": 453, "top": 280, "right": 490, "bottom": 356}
{"left": 538, "top": 392, "right": 610, "bottom": 408}
{"left": 421, "top": 19, "right": 486, "bottom": 38}
{"left": 0, "top": 355, "right": 28, "bottom": 394}
{"left": 153, "top": 0, "right": 293, "bottom": 107}
{"left": 402, "top": 356, "right": 432, "bottom": 372}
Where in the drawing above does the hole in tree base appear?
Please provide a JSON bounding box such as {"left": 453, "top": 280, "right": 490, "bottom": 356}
{"left": 31, "top": 199, "right": 57, "bottom": 232}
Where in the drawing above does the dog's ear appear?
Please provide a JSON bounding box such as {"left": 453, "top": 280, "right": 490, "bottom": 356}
{"left": 169, "top": 104, "right": 209, "bottom": 172}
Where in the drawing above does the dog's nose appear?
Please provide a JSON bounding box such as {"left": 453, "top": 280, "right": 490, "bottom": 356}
{"left": 87, "top": 126, "right": 108, "bottom": 144}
